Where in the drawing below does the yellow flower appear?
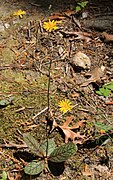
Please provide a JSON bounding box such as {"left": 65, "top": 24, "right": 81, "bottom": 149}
{"left": 13, "top": 9, "right": 26, "bottom": 18}
{"left": 100, "top": 129, "right": 105, "bottom": 134}
{"left": 58, "top": 99, "right": 72, "bottom": 113}
{"left": 43, "top": 19, "right": 59, "bottom": 32}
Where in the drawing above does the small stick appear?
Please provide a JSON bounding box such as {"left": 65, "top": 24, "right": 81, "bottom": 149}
{"left": 32, "top": 107, "right": 48, "bottom": 120}
{"left": 0, "top": 142, "right": 27, "bottom": 149}
{"left": 105, "top": 101, "right": 113, "bottom": 105}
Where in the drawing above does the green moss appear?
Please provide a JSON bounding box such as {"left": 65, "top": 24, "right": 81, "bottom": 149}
{"left": 2, "top": 48, "right": 15, "bottom": 63}
{"left": 0, "top": 68, "right": 50, "bottom": 141}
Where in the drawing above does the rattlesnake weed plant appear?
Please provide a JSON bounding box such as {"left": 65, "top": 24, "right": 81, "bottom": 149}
{"left": 23, "top": 133, "right": 77, "bottom": 175}
{"left": 23, "top": 58, "right": 77, "bottom": 176}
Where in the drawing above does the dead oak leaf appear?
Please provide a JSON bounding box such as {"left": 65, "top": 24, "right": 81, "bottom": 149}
{"left": 81, "top": 65, "right": 105, "bottom": 87}
{"left": 52, "top": 116, "right": 85, "bottom": 143}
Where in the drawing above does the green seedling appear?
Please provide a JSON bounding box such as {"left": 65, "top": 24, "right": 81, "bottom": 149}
{"left": 0, "top": 171, "right": 7, "bottom": 180}
{"left": 76, "top": 1, "right": 88, "bottom": 12}
{"left": 23, "top": 133, "right": 77, "bottom": 175}
{"left": 95, "top": 82, "right": 113, "bottom": 97}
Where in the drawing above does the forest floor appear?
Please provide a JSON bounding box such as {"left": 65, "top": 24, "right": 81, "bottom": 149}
{"left": 0, "top": 0, "right": 113, "bottom": 179}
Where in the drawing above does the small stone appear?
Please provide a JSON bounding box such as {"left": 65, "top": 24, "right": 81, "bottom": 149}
{"left": 72, "top": 51, "right": 91, "bottom": 69}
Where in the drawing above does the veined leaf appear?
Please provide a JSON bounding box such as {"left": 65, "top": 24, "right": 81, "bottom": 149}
{"left": 39, "top": 138, "right": 56, "bottom": 157}
{"left": 23, "top": 133, "right": 43, "bottom": 157}
{"left": 48, "top": 142, "right": 77, "bottom": 163}
{"left": 94, "top": 122, "right": 112, "bottom": 132}
{"left": 24, "top": 161, "right": 44, "bottom": 175}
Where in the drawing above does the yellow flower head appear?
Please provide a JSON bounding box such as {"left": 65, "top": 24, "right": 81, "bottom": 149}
{"left": 13, "top": 9, "right": 26, "bottom": 18}
{"left": 43, "top": 19, "right": 59, "bottom": 32}
{"left": 100, "top": 129, "right": 105, "bottom": 134}
{"left": 58, "top": 99, "right": 72, "bottom": 113}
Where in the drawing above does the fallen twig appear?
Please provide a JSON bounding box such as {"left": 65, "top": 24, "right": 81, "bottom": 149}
{"left": 105, "top": 101, "right": 113, "bottom": 105}
{"left": 32, "top": 107, "right": 48, "bottom": 120}
{"left": 0, "top": 142, "right": 27, "bottom": 149}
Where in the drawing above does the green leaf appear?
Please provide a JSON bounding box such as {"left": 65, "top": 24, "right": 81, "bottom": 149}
{"left": 76, "top": 6, "right": 81, "bottom": 12}
{"left": 39, "top": 138, "right": 56, "bottom": 157}
{"left": 23, "top": 133, "right": 43, "bottom": 157}
{"left": 101, "top": 138, "right": 110, "bottom": 146}
{"left": 105, "top": 82, "right": 113, "bottom": 90}
{"left": 77, "top": 1, "right": 88, "bottom": 8}
{"left": 94, "top": 122, "right": 113, "bottom": 132}
{"left": 0, "top": 97, "right": 15, "bottom": 108}
{"left": 24, "top": 161, "right": 44, "bottom": 175}
{"left": 101, "top": 88, "right": 111, "bottom": 97}
{"left": 48, "top": 143, "right": 77, "bottom": 163}
{"left": 1, "top": 171, "right": 7, "bottom": 180}
{"left": 96, "top": 82, "right": 113, "bottom": 97}
{"left": 95, "top": 90, "right": 103, "bottom": 96}
{"left": 96, "top": 87, "right": 111, "bottom": 97}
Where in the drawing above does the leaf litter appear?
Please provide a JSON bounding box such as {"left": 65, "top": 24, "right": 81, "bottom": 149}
{"left": 0, "top": 0, "right": 113, "bottom": 179}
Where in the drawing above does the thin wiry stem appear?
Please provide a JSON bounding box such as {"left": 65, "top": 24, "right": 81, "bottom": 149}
{"left": 47, "top": 60, "right": 52, "bottom": 119}
{"left": 45, "top": 58, "right": 52, "bottom": 158}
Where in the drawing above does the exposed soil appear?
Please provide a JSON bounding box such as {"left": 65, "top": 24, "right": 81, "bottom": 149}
{"left": 0, "top": 0, "right": 113, "bottom": 179}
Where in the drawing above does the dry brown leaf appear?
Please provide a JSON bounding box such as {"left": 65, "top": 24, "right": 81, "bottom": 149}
{"left": 49, "top": 10, "right": 75, "bottom": 20}
{"left": 51, "top": 116, "right": 85, "bottom": 143}
{"left": 102, "top": 32, "right": 113, "bottom": 42}
{"left": 63, "top": 10, "right": 75, "bottom": 16}
{"left": 61, "top": 115, "right": 75, "bottom": 128}
{"left": 49, "top": 13, "right": 65, "bottom": 20}
{"left": 74, "top": 32, "right": 92, "bottom": 43}
{"left": 72, "top": 16, "right": 81, "bottom": 28}
{"left": 81, "top": 65, "right": 105, "bottom": 87}
{"left": 70, "top": 92, "right": 80, "bottom": 99}
{"left": 60, "top": 31, "right": 92, "bottom": 43}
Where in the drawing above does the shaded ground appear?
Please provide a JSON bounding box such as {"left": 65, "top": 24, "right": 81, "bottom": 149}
{"left": 0, "top": 0, "right": 113, "bottom": 179}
